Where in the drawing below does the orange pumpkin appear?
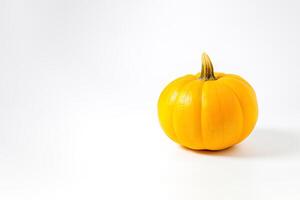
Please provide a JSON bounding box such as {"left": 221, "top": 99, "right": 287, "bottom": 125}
{"left": 158, "top": 53, "right": 258, "bottom": 150}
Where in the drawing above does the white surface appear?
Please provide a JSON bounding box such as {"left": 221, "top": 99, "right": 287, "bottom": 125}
{"left": 1, "top": 0, "right": 300, "bottom": 199}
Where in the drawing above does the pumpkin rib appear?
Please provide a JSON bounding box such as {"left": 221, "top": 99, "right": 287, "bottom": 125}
{"left": 200, "top": 81, "right": 207, "bottom": 149}
{"left": 220, "top": 76, "right": 258, "bottom": 142}
{"left": 223, "top": 74, "right": 254, "bottom": 91}
{"left": 201, "top": 81, "right": 222, "bottom": 149}
{"left": 225, "top": 76, "right": 258, "bottom": 107}
{"left": 220, "top": 80, "right": 245, "bottom": 143}
{"left": 181, "top": 80, "right": 205, "bottom": 149}
{"left": 215, "top": 81, "right": 225, "bottom": 149}
{"left": 169, "top": 76, "right": 196, "bottom": 143}
{"left": 194, "top": 80, "right": 205, "bottom": 149}
{"left": 172, "top": 79, "right": 198, "bottom": 147}
{"left": 214, "top": 80, "right": 244, "bottom": 149}
{"left": 158, "top": 75, "right": 195, "bottom": 143}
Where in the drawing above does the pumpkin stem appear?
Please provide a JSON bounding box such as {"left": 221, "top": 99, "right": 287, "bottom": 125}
{"left": 199, "top": 53, "right": 216, "bottom": 81}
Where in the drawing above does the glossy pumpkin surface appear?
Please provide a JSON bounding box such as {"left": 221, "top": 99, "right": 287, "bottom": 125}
{"left": 158, "top": 53, "right": 258, "bottom": 150}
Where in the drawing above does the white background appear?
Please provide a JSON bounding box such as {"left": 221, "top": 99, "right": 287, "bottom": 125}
{"left": 1, "top": 0, "right": 300, "bottom": 199}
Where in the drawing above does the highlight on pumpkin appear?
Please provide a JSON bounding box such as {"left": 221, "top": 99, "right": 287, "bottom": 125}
{"left": 158, "top": 53, "right": 258, "bottom": 150}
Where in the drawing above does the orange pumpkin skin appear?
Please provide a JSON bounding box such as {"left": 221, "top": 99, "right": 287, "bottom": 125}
{"left": 157, "top": 54, "right": 258, "bottom": 150}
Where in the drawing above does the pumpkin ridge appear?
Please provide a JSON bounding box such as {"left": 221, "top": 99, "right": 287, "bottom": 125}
{"left": 158, "top": 75, "right": 194, "bottom": 143}
{"left": 186, "top": 80, "right": 205, "bottom": 149}
{"left": 195, "top": 81, "right": 205, "bottom": 149}
{"left": 215, "top": 81, "right": 225, "bottom": 149}
{"left": 220, "top": 81, "right": 245, "bottom": 144}
{"left": 183, "top": 80, "right": 205, "bottom": 149}
{"left": 200, "top": 81, "right": 207, "bottom": 149}
{"left": 171, "top": 78, "right": 196, "bottom": 145}
{"left": 222, "top": 74, "right": 254, "bottom": 91}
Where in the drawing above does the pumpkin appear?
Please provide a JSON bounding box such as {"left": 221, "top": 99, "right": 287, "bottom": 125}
{"left": 157, "top": 53, "right": 258, "bottom": 150}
